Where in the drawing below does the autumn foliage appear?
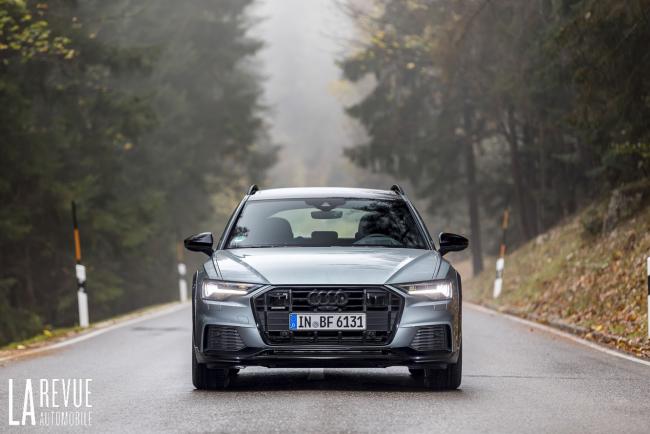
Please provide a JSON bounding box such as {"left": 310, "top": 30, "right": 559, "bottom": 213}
{"left": 466, "top": 183, "right": 650, "bottom": 358}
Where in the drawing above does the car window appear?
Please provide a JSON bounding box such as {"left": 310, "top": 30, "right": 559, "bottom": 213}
{"left": 272, "top": 208, "right": 365, "bottom": 238}
{"left": 225, "top": 198, "right": 427, "bottom": 249}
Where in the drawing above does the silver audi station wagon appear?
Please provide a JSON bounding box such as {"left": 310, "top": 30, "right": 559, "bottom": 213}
{"left": 185, "top": 185, "right": 468, "bottom": 390}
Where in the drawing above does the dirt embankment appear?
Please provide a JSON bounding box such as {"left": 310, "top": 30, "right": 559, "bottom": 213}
{"left": 465, "top": 182, "right": 650, "bottom": 359}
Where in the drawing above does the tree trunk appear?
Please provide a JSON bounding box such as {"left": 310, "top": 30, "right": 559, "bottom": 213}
{"left": 23, "top": 243, "right": 36, "bottom": 309}
{"left": 463, "top": 104, "right": 483, "bottom": 276}
{"left": 505, "top": 106, "right": 534, "bottom": 240}
{"left": 522, "top": 120, "right": 539, "bottom": 236}
{"left": 538, "top": 125, "right": 547, "bottom": 231}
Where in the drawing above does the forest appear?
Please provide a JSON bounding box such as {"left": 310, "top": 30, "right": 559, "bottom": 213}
{"left": 342, "top": 0, "right": 650, "bottom": 275}
{"left": 0, "top": 0, "right": 275, "bottom": 344}
{"left": 1, "top": 0, "right": 649, "bottom": 346}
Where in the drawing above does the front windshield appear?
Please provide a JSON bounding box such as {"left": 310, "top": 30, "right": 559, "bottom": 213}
{"left": 226, "top": 198, "right": 427, "bottom": 249}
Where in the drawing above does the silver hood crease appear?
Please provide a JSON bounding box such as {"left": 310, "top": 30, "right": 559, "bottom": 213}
{"left": 212, "top": 247, "right": 441, "bottom": 285}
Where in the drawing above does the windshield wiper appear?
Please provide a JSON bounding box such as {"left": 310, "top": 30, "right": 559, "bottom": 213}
{"left": 239, "top": 244, "right": 295, "bottom": 248}
{"left": 234, "top": 244, "right": 406, "bottom": 248}
{"left": 350, "top": 244, "right": 402, "bottom": 248}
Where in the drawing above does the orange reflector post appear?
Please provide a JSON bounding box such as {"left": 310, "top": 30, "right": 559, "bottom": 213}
{"left": 74, "top": 228, "right": 82, "bottom": 262}
{"left": 71, "top": 201, "right": 82, "bottom": 263}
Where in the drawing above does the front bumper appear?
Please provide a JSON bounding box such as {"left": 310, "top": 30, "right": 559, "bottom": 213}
{"left": 195, "top": 346, "right": 459, "bottom": 369}
{"left": 193, "top": 285, "right": 461, "bottom": 369}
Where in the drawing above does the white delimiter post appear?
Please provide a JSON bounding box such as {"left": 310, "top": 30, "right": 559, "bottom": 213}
{"left": 76, "top": 264, "right": 89, "bottom": 328}
{"left": 178, "top": 262, "right": 188, "bottom": 302}
{"left": 493, "top": 208, "right": 509, "bottom": 299}
{"left": 71, "top": 201, "right": 89, "bottom": 328}
{"left": 493, "top": 258, "right": 504, "bottom": 299}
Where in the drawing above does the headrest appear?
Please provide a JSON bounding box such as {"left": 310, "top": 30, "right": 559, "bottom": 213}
{"left": 245, "top": 217, "right": 294, "bottom": 245}
{"left": 265, "top": 217, "right": 294, "bottom": 242}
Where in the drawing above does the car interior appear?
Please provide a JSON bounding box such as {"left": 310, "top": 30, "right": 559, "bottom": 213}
{"left": 236, "top": 213, "right": 408, "bottom": 247}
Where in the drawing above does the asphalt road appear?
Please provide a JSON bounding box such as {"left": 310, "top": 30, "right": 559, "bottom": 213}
{"left": 1, "top": 304, "right": 649, "bottom": 433}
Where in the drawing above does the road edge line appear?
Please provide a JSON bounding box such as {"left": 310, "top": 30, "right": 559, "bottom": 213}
{"left": 465, "top": 301, "right": 650, "bottom": 368}
{"left": 0, "top": 302, "right": 189, "bottom": 364}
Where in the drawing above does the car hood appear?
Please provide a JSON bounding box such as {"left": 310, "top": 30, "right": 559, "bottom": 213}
{"left": 213, "top": 247, "right": 440, "bottom": 285}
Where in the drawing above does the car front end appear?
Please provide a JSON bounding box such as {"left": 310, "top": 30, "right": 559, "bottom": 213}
{"left": 187, "top": 186, "right": 467, "bottom": 390}
{"left": 194, "top": 260, "right": 461, "bottom": 370}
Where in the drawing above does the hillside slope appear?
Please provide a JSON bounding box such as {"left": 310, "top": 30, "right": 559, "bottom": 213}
{"left": 465, "top": 186, "right": 650, "bottom": 359}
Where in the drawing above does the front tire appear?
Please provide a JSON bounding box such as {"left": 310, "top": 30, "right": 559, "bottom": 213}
{"left": 192, "top": 349, "right": 230, "bottom": 390}
{"left": 423, "top": 347, "right": 462, "bottom": 390}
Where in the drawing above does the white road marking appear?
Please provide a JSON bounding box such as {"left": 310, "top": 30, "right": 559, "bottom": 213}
{"left": 465, "top": 302, "right": 650, "bottom": 368}
{"left": 0, "top": 302, "right": 189, "bottom": 364}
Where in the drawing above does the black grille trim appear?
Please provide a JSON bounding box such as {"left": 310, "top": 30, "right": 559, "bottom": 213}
{"left": 409, "top": 325, "right": 450, "bottom": 352}
{"left": 253, "top": 286, "right": 404, "bottom": 346}
{"left": 204, "top": 326, "right": 245, "bottom": 352}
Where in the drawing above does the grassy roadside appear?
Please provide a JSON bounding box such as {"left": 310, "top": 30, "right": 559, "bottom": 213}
{"left": 2, "top": 326, "right": 84, "bottom": 351}
{"left": 465, "top": 190, "right": 650, "bottom": 359}
{"left": 0, "top": 300, "right": 184, "bottom": 357}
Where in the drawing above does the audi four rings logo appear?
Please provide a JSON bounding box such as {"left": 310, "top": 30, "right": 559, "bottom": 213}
{"left": 307, "top": 290, "right": 349, "bottom": 306}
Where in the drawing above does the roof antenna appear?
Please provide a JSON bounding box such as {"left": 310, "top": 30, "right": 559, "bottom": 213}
{"left": 390, "top": 184, "right": 405, "bottom": 195}
{"left": 247, "top": 184, "right": 259, "bottom": 195}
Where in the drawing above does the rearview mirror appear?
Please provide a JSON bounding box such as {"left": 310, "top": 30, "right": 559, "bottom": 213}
{"left": 184, "top": 232, "right": 214, "bottom": 256}
{"left": 438, "top": 232, "right": 468, "bottom": 256}
{"left": 311, "top": 210, "right": 343, "bottom": 219}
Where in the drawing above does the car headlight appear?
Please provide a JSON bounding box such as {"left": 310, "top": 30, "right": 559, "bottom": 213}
{"left": 202, "top": 280, "right": 261, "bottom": 301}
{"left": 395, "top": 280, "right": 453, "bottom": 301}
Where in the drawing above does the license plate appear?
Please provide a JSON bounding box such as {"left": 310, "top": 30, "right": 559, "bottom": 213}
{"left": 289, "top": 313, "right": 366, "bottom": 330}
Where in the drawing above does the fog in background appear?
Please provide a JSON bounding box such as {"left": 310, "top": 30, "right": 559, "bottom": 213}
{"left": 251, "top": 0, "right": 454, "bottom": 250}
{"left": 254, "top": 0, "right": 389, "bottom": 189}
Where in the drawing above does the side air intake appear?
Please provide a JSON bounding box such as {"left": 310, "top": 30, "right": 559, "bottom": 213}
{"left": 409, "top": 325, "right": 450, "bottom": 352}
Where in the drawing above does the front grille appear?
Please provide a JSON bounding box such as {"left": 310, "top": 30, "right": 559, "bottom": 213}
{"left": 253, "top": 286, "right": 403, "bottom": 346}
{"left": 204, "top": 325, "right": 245, "bottom": 352}
{"left": 409, "top": 325, "right": 450, "bottom": 352}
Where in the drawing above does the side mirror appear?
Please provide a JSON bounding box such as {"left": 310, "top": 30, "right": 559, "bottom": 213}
{"left": 438, "top": 232, "right": 468, "bottom": 256}
{"left": 184, "top": 232, "right": 214, "bottom": 256}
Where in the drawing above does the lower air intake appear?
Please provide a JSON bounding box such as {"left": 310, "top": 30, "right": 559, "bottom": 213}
{"left": 409, "top": 325, "right": 450, "bottom": 352}
{"left": 205, "top": 326, "right": 245, "bottom": 352}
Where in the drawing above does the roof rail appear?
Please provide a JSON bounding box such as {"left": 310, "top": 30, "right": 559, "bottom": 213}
{"left": 390, "top": 184, "right": 405, "bottom": 195}
{"left": 247, "top": 184, "right": 259, "bottom": 195}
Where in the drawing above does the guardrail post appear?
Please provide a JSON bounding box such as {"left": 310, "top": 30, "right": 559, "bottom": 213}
{"left": 177, "top": 242, "right": 188, "bottom": 302}
{"left": 493, "top": 258, "right": 504, "bottom": 298}
{"left": 493, "top": 208, "right": 509, "bottom": 299}
{"left": 72, "top": 201, "right": 89, "bottom": 328}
